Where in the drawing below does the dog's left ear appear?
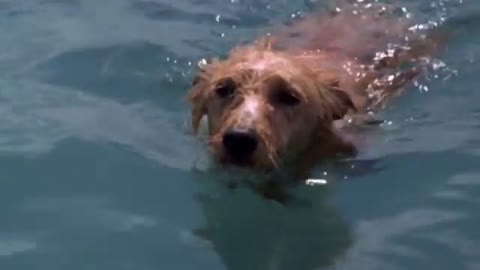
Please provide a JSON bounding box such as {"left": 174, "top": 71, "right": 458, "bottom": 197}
{"left": 326, "top": 81, "right": 357, "bottom": 120}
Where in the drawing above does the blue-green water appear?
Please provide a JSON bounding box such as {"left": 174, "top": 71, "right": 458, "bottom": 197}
{"left": 0, "top": 1, "right": 479, "bottom": 269}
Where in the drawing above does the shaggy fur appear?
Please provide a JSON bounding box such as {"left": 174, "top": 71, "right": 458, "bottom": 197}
{"left": 188, "top": 3, "right": 443, "bottom": 179}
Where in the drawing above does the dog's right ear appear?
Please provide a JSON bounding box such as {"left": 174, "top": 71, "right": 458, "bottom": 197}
{"left": 188, "top": 63, "right": 212, "bottom": 134}
{"left": 191, "top": 61, "right": 209, "bottom": 86}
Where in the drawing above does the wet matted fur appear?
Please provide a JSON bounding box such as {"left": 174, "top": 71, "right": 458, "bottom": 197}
{"left": 187, "top": 2, "right": 445, "bottom": 180}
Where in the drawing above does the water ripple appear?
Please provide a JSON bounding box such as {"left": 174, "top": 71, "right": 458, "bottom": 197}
{"left": 0, "top": 79, "right": 199, "bottom": 170}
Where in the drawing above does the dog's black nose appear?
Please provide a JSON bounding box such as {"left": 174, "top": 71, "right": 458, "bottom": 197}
{"left": 222, "top": 128, "right": 258, "bottom": 161}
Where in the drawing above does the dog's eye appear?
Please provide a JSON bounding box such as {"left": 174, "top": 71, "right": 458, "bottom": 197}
{"left": 275, "top": 89, "right": 300, "bottom": 106}
{"left": 215, "top": 78, "right": 237, "bottom": 98}
{"left": 267, "top": 76, "right": 300, "bottom": 106}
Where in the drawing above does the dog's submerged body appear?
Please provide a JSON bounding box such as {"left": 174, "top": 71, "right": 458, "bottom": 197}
{"left": 188, "top": 3, "right": 443, "bottom": 180}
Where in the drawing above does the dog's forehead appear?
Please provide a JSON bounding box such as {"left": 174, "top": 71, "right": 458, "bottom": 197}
{"left": 235, "top": 52, "right": 293, "bottom": 73}
{"left": 250, "top": 58, "right": 289, "bottom": 71}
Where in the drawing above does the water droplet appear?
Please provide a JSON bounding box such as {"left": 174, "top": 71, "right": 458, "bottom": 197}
{"left": 306, "top": 179, "right": 328, "bottom": 186}
{"left": 198, "top": 59, "right": 208, "bottom": 68}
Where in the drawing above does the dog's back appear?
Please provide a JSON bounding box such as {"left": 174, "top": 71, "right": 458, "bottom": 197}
{"left": 273, "top": 3, "right": 444, "bottom": 111}
{"left": 276, "top": 3, "right": 440, "bottom": 62}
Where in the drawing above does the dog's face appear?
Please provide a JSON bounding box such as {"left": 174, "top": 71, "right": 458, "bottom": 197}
{"left": 189, "top": 47, "right": 355, "bottom": 171}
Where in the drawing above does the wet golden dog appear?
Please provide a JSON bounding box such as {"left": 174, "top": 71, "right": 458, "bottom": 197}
{"left": 188, "top": 3, "right": 443, "bottom": 179}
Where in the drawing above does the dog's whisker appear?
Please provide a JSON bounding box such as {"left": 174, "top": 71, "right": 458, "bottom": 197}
{"left": 268, "top": 153, "right": 280, "bottom": 169}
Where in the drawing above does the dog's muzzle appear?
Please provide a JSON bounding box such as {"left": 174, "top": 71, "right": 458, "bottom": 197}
{"left": 222, "top": 128, "right": 259, "bottom": 164}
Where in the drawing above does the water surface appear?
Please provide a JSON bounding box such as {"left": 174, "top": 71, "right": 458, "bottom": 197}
{"left": 0, "top": 0, "right": 479, "bottom": 270}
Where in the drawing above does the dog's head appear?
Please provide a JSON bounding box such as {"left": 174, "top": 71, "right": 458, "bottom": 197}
{"left": 188, "top": 42, "right": 356, "bottom": 171}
